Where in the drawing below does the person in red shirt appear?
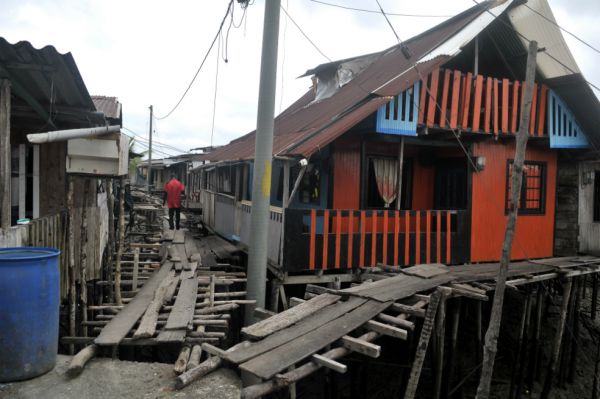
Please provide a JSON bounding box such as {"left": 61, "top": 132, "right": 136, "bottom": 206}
{"left": 163, "top": 173, "right": 185, "bottom": 230}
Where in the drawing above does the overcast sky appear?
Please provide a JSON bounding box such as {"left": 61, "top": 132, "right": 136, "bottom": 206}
{"left": 2, "top": 0, "right": 599, "bottom": 157}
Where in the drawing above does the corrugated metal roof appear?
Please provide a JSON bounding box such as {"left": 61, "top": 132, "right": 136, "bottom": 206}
{"left": 207, "top": 0, "right": 600, "bottom": 163}
{"left": 91, "top": 95, "right": 122, "bottom": 121}
{"left": 207, "top": 2, "right": 487, "bottom": 162}
{"left": 0, "top": 37, "right": 103, "bottom": 129}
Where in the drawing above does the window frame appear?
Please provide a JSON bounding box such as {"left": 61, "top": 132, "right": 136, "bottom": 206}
{"left": 593, "top": 170, "right": 600, "bottom": 223}
{"left": 363, "top": 155, "right": 413, "bottom": 210}
{"left": 505, "top": 160, "right": 547, "bottom": 216}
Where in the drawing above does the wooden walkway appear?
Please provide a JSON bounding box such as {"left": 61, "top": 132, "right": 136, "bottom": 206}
{"left": 184, "top": 256, "right": 600, "bottom": 399}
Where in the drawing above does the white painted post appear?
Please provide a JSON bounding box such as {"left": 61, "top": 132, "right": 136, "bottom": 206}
{"left": 33, "top": 145, "right": 39, "bottom": 219}
{"left": 18, "top": 144, "right": 26, "bottom": 219}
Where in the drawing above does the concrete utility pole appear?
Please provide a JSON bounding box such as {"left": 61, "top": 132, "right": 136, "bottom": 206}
{"left": 147, "top": 105, "right": 153, "bottom": 192}
{"left": 0, "top": 79, "right": 11, "bottom": 229}
{"left": 475, "top": 40, "right": 538, "bottom": 399}
{"left": 245, "top": 0, "right": 281, "bottom": 325}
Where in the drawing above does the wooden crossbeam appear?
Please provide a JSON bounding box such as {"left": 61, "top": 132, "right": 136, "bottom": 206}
{"left": 366, "top": 320, "right": 407, "bottom": 339}
{"left": 311, "top": 354, "right": 347, "bottom": 373}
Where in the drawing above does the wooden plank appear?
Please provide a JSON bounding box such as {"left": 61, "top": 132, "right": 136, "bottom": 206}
{"left": 436, "top": 210, "right": 441, "bottom": 263}
{"left": 371, "top": 212, "right": 377, "bottom": 267}
{"left": 418, "top": 74, "right": 427, "bottom": 124}
{"left": 240, "top": 299, "right": 391, "bottom": 379}
{"left": 95, "top": 261, "right": 174, "bottom": 345}
{"left": 366, "top": 320, "right": 407, "bottom": 339}
{"left": 484, "top": 77, "right": 492, "bottom": 133}
{"left": 493, "top": 78, "right": 499, "bottom": 134}
{"left": 461, "top": 72, "right": 472, "bottom": 129}
{"left": 426, "top": 210, "right": 431, "bottom": 264}
{"left": 502, "top": 78, "right": 509, "bottom": 132}
{"left": 347, "top": 211, "right": 354, "bottom": 269}
{"left": 310, "top": 209, "right": 316, "bottom": 270}
{"left": 415, "top": 212, "right": 421, "bottom": 265}
{"left": 449, "top": 70, "right": 461, "bottom": 129}
{"left": 402, "top": 263, "right": 449, "bottom": 279}
{"left": 511, "top": 81, "right": 520, "bottom": 133}
{"left": 472, "top": 75, "right": 484, "bottom": 131}
{"left": 156, "top": 329, "right": 187, "bottom": 343}
{"left": 322, "top": 210, "right": 329, "bottom": 270}
{"left": 360, "top": 211, "right": 366, "bottom": 267}
{"left": 164, "top": 275, "right": 199, "bottom": 330}
{"left": 341, "top": 273, "right": 455, "bottom": 303}
{"left": 394, "top": 211, "right": 400, "bottom": 266}
{"left": 163, "top": 230, "right": 175, "bottom": 242}
{"left": 133, "top": 270, "right": 177, "bottom": 339}
{"left": 173, "top": 229, "right": 185, "bottom": 244}
{"left": 340, "top": 335, "right": 381, "bottom": 358}
{"left": 427, "top": 67, "right": 440, "bottom": 127}
{"left": 446, "top": 211, "right": 451, "bottom": 263}
{"left": 227, "top": 296, "right": 367, "bottom": 364}
{"left": 405, "top": 211, "right": 410, "bottom": 265}
{"left": 439, "top": 69, "right": 451, "bottom": 128}
{"left": 383, "top": 211, "right": 389, "bottom": 264}
{"left": 335, "top": 210, "right": 342, "bottom": 269}
{"left": 537, "top": 85, "right": 548, "bottom": 136}
{"left": 241, "top": 293, "right": 341, "bottom": 340}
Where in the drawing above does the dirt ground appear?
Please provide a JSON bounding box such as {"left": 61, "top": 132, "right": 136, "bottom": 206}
{"left": 0, "top": 355, "right": 241, "bottom": 399}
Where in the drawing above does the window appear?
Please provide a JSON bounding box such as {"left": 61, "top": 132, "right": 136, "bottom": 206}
{"left": 434, "top": 158, "right": 467, "bottom": 209}
{"left": 365, "top": 157, "right": 412, "bottom": 209}
{"left": 505, "top": 160, "right": 547, "bottom": 215}
{"left": 594, "top": 171, "right": 600, "bottom": 222}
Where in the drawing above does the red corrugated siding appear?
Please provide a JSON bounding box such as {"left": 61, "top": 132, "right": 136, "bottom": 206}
{"left": 333, "top": 138, "right": 361, "bottom": 209}
{"left": 470, "top": 141, "right": 557, "bottom": 262}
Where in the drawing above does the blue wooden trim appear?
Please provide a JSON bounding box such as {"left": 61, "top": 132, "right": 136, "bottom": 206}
{"left": 375, "top": 81, "right": 419, "bottom": 136}
{"left": 547, "top": 90, "right": 590, "bottom": 149}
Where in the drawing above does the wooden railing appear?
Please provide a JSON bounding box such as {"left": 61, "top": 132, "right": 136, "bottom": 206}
{"left": 418, "top": 67, "right": 548, "bottom": 136}
{"left": 283, "top": 209, "right": 469, "bottom": 272}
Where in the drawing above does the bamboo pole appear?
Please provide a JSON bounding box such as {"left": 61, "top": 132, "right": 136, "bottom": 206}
{"left": 540, "top": 278, "right": 572, "bottom": 399}
{"left": 434, "top": 292, "right": 449, "bottom": 399}
{"left": 115, "top": 177, "right": 125, "bottom": 306}
{"left": 509, "top": 289, "right": 531, "bottom": 399}
{"left": 475, "top": 40, "right": 538, "bottom": 399}
{"left": 80, "top": 179, "right": 89, "bottom": 337}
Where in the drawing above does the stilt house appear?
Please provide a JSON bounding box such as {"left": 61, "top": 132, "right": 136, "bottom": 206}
{"left": 190, "top": 0, "right": 600, "bottom": 274}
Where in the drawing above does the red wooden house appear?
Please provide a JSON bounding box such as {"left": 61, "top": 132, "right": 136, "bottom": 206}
{"left": 190, "top": 0, "right": 600, "bottom": 275}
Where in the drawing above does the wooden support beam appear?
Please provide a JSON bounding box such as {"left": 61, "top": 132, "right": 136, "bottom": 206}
{"left": 311, "top": 353, "right": 347, "bottom": 373}
{"left": 433, "top": 288, "right": 449, "bottom": 399}
{"left": 376, "top": 313, "right": 415, "bottom": 330}
{"left": 18, "top": 144, "right": 26, "bottom": 219}
{"left": 174, "top": 346, "right": 192, "bottom": 374}
{"left": 390, "top": 303, "right": 426, "bottom": 318}
{"left": 339, "top": 336, "right": 380, "bottom": 358}
{"left": 366, "top": 320, "right": 407, "bottom": 340}
{"left": 0, "top": 79, "right": 10, "bottom": 229}
{"left": 66, "top": 344, "right": 98, "bottom": 377}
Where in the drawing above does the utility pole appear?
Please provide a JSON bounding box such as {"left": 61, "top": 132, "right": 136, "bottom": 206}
{"left": 475, "top": 40, "right": 538, "bottom": 399}
{"left": 245, "top": 0, "right": 281, "bottom": 325}
{"left": 147, "top": 105, "right": 153, "bottom": 192}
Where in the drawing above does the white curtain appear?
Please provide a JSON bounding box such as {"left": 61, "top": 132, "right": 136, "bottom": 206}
{"left": 372, "top": 158, "right": 399, "bottom": 208}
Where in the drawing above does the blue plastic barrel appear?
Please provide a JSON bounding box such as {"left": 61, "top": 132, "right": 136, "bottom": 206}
{"left": 0, "top": 247, "right": 60, "bottom": 382}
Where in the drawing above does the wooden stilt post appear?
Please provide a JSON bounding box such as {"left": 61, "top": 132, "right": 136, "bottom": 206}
{"left": 559, "top": 278, "right": 577, "bottom": 387}
{"left": 475, "top": 301, "right": 483, "bottom": 368}
{"left": 540, "top": 278, "right": 572, "bottom": 399}
{"left": 0, "top": 79, "right": 11, "bottom": 229}
{"left": 593, "top": 274, "right": 598, "bottom": 320}
{"left": 594, "top": 336, "right": 600, "bottom": 399}
{"left": 510, "top": 288, "right": 532, "bottom": 399}
{"left": 568, "top": 278, "right": 581, "bottom": 384}
{"left": 444, "top": 298, "right": 461, "bottom": 399}
{"left": 115, "top": 177, "right": 125, "bottom": 306}
{"left": 80, "top": 179, "right": 89, "bottom": 337}
{"left": 405, "top": 288, "right": 447, "bottom": 399}
{"left": 270, "top": 279, "right": 280, "bottom": 313}
{"left": 434, "top": 292, "right": 448, "bottom": 399}
{"left": 475, "top": 40, "right": 538, "bottom": 399}
{"left": 106, "top": 179, "right": 115, "bottom": 303}
{"left": 528, "top": 284, "right": 543, "bottom": 390}
{"left": 67, "top": 175, "right": 76, "bottom": 354}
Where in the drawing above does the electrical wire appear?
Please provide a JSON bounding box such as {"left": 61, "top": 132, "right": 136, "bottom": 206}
{"left": 308, "top": 0, "right": 452, "bottom": 18}
{"left": 521, "top": 3, "right": 600, "bottom": 55}
{"left": 280, "top": 4, "right": 332, "bottom": 62}
{"left": 279, "top": 0, "right": 289, "bottom": 114}
{"left": 122, "top": 127, "right": 189, "bottom": 154}
{"left": 211, "top": 34, "right": 221, "bottom": 147}
{"left": 154, "top": 0, "right": 234, "bottom": 120}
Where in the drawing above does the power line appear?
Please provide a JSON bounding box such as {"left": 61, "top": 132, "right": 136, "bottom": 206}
{"left": 472, "top": 0, "right": 600, "bottom": 93}
{"left": 308, "top": 0, "right": 452, "bottom": 18}
{"left": 124, "top": 135, "right": 178, "bottom": 158}
{"left": 211, "top": 34, "right": 221, "bottom": 147}
{"left": 280, "top": 4, "right": 332, "bottom": 62}
{"left": 521, "top": 3, "right": 600, "bottom": 55}
{"left": 122, "top": 127, "right": 189, "bottom": 154}
{"left": 374, "top": 0, "right": 401, "bottom": 43}
{"left": 154, "top": 0, "right": 234, "bottom": 120}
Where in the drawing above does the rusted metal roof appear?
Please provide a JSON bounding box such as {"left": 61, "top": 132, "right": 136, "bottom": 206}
{"left": 207, "top": 2, "right": 488, "bottom": 163}
{"left": 92, "top": 95, "right": 122, "bottom": 122}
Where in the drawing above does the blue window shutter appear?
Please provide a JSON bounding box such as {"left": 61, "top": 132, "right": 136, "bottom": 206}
{"left": 547, "top": 90, "right": 590, "bottom": 149}
{"left": 376, "top": 81, "right": 420, "bottom": 136}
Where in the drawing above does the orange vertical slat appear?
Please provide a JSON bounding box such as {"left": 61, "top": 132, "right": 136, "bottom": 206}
{"left": 484, "top": 77, "right": 492, "bottom": 133}
{"left": 446, "top": 211, "right": 451, "bottom": 264}
{"left": 418, "top": 76, "right": 427, "bottom": 124}
{"left": 359, "top": 211, "right": 366, "bottom": 267}
{"left": 415, "top": 211, "right": 421, "bottom": 265}
{"left": 472, "top": 75, "right": 484, "bottom": 132}
{"left": 450, "top": 70, "right": 461, "bottom": 129}
{"left": 537, "top": 85, "right": 548, "bottom": 136}
{"left": 461, "top": 72, "right": 473, "bottom": 128}
{"left": 405, "top": 211, "right": 410, "bottom": 265}
{"left": 394, "top": 211, "right": 399, "bottom": 266}
{"left": 347, "top": 211, "right": 354, "bottom": 269}
{"left": 322, "top": 210, "right": 329, "bottom": 270}
{"left": 436, "top": 210, "right": 441, "bottom": 263}
{"left": 440, "top": 69, "right": 451, "bottom": 128}
{"left": 426, "top": 210, "right": 431, "bottom": 264}
{"left": 502, "top": 78, "right": 509, "bottom": 133}
{"left": 335, "top": 210, "right": 342, "bottom": 269}
{"left": 426, "top": 68, "right": 440, "bottom": 127}
{"left": 529, "top": 83, "right": 538, "bottom": 135}
{"left": 520, "top": 81, "right": 526, "bottom": 133}
{"left": 371, "top": 212, "right": 377, "bottom": 267}
{"left": 493, "top": 78, "right": 499, "bottom": 135}
{"left": 383, "top": 211, "right": 389, "bottom": 265}
{"left": 511, "top": 81, "right": 520, "bottom": 133}
{"left": 309, "top": 209, "right": 316, "bottom": 270}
